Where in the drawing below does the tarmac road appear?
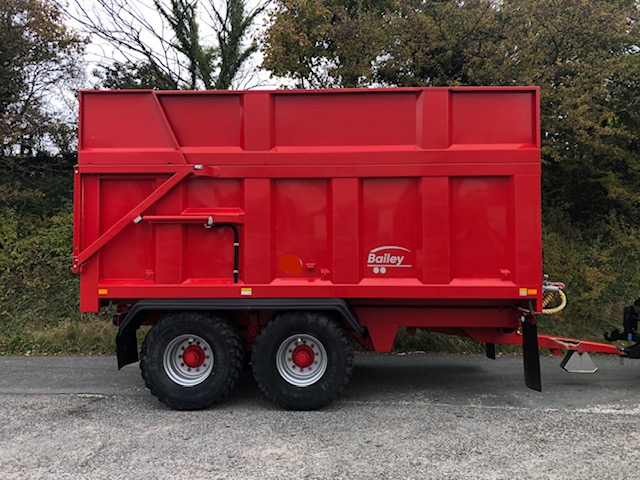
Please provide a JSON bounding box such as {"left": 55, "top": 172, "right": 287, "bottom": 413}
{"left": 1, "top": 353, "right": 639, "bottom": 479}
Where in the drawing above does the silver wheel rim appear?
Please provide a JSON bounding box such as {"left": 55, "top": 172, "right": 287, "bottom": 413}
{"left": 276, "top": 334, "right": 327, "bottom": 387}
{"left": 163, "top": 334, "right": 214, "bottom": 387}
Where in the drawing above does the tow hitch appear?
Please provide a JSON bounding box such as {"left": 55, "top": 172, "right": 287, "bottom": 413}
{"left": 605, "top": 298, "right": 640, "bottom": 359}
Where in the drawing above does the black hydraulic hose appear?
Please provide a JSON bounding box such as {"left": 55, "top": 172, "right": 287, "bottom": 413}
{"left": 206, "top": 222, "right": 239, "bottom": 283}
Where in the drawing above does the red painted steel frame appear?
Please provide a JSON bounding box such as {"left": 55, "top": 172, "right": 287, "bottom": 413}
{"left": 465, "top": 329, "right": 623, "bottom": 356}
{"left": 74, "top": 86, "right": 583, "bottom": 353}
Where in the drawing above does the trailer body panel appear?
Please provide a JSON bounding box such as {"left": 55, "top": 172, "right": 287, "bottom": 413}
{"left": 75, "top": 87, "right": 542, "bottom": 320}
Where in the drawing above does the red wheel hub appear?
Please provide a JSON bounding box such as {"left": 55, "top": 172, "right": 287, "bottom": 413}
{"left": 182, "top": 345, "right": 206, "bottom": 368}
{"left": 291, "top": 345, "right": 315, "bottom": 368}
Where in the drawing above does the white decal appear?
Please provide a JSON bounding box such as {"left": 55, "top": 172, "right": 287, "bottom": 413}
{"left": 367, "top": 246, "right": 413, "bottom": 274}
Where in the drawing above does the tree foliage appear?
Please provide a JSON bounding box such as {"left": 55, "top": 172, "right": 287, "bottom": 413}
{"left": 262, "top": 0, "right": 395, "bottom": 87}
{"left": 0, "top": 0, "right": 86, "bottom": 155}
{"left": 0, "top": 2, "right": 89, "bottom": 353}
{"left": 93, "top": 60, "right": 179, "bottom": 91}
{"left": 0, "top": 0, "right": 85, "bottom": 210}
{"left": 73, "top": 0, "right": 270, "bottom": 90}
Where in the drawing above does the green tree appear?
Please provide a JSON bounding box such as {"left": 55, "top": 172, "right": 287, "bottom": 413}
{"left": 262, "top": 0, "right": 395, "bottom": 87}
{"left": 73, "top": 0, "right": 269, "bottom": 90}
{"left": 496, "top": 0, "right": 640, "bottom": 225}
{"left": 375, "top": 0, "right": 505, "bottom": 87}
{"left": 0, "top": 0, "right": 86, "bottom": 155}
{"left": 0, "top": 1, "right": 91, "bottom": 354}
{"left": 93, "top": 61, "right": 179, "bottom": 90}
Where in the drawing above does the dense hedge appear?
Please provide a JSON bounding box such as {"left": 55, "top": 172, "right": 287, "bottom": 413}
{"left": 0, "top": 155, "right": 112, "bottom": 354}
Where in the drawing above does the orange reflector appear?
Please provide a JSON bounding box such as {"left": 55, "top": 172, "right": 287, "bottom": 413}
{"left": 527, "top": 289, "right": 538, "bottom": 295}
{"left": 98, "top": 289, "right": 109, "bottom": 295}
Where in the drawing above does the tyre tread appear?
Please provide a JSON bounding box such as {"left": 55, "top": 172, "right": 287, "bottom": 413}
{"left": 252, "top": 312, "right": 354, "bottom": 410}
{"left": 140, "top": 312, "right": 244, "bottom": 410}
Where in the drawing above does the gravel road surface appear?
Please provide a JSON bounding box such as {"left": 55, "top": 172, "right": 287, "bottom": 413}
{"left": 1, "top": 353, "right": 639, "bottom": 479}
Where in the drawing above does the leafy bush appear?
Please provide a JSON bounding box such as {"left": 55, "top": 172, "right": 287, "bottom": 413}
{"left": 0, "top": 156, "right": 114, "bottom": 355}
{"left": 540, "top": 210, "right": 640, "bottom": 341}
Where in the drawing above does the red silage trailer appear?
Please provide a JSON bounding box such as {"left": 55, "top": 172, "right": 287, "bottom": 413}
{"left": 74, "top": 87, "right": 624, "bottom": 410}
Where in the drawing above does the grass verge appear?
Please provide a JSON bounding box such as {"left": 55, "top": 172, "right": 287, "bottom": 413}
{"left": 0, "top": 315, "right": 115, "bottom": 355}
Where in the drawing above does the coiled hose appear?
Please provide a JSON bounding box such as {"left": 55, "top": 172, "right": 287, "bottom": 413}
{"left": 540, "top": 280, "right": 567, "bottom": 315}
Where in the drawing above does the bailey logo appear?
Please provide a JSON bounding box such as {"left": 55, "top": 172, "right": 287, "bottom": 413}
{"left": 367, "top": 246, "right": 413, "bottom": 274}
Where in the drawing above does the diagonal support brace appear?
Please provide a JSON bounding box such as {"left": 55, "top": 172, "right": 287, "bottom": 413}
{"left": 72, "top": 171, "right": 190, "bottom": 273}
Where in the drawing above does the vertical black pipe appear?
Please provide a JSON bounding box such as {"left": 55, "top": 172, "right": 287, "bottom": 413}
{"left": 207, "top": 223, "right": 239, "bottom": 283}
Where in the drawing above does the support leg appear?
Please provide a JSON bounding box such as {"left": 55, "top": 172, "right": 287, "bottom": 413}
{"left": 522, "top": 315, "right": 542, "bottom": 391}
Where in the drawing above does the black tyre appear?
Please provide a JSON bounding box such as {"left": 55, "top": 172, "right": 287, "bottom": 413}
{"left": 251, "top": 312, "right": 354, "bottom": 410}
{"left": 140, "top": 311, "right": 243, "bottom": 410}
